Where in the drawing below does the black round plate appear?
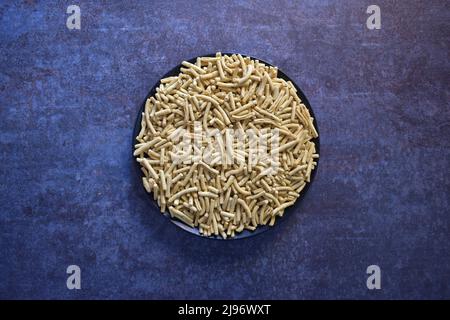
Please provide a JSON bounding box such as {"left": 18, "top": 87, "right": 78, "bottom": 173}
{"left": 133, "top": 53, "right": 320, "bottom": 240}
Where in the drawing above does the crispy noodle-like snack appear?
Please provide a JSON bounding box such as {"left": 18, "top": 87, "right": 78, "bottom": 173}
{"left": 134, "top": 53, "right": 318, "bottom": 238}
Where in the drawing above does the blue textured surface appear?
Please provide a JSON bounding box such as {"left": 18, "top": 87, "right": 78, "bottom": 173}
{"left": 0, "top": 0, "right": 449, "bottom": 299}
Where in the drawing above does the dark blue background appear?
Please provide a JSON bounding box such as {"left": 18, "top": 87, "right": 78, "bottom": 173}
{"left": 0, "top": 0, "right": 449, "bottom": 299}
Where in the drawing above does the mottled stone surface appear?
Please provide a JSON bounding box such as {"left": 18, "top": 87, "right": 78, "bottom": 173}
{"left": 0, "top": 0, "right": 449, "bottom": 299}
